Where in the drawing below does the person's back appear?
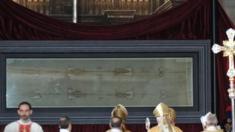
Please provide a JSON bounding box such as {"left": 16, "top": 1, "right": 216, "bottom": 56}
{"left": 106, "top": 116, "right": 123, "bottom": 132}
{"left": 147, "top": 103, "right": 182, "bottom": 132}
{"left": 58, "top": 116, "right": 72, "bottom": 132}
{"left": 109, "top": 104, "right": 131, "bottom": 132}
{"left": 201, "top": 112, "right": 224, "bottom": 132}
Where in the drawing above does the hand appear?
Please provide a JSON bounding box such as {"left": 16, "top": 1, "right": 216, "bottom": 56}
{"left": 145, "top": 117, "right": 151, "bottom": 130}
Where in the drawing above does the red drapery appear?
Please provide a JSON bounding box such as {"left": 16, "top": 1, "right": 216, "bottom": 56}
{"left": 217, "top": 1, "right": 235, "bottom": 122}
{"left": 0, "top": 0, "right": 234, "bottom": 131}
{"left": 0, "top": 0, "right": 211, "bottom": 40}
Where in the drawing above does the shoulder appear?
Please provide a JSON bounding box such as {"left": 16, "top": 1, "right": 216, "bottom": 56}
{"left": 31, "top": 122, "right": 43, "bottom": 131}
{"left": 173, "top": 126, "right": 183, "bottom": 132}
{"left": 105, "top": 129, "right": 111, "bottom": 132}
{"left": 4, "top": 121, "right": 18, "bottom": 131}
{"left": 32, "top": 122, "right": 42, "bottom": 127}
{"left": 149, "top": 126, "right": 160, "bottom": 132}
{"left": 4, "top": 121, "right": 18, "bottom": 128}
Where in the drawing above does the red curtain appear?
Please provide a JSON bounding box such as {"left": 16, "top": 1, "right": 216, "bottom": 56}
{"left": 216, "top": 2, "right": 235, "bottom": 122}
{"left": 0, "top": 0, "right": 211, "bottom": 40}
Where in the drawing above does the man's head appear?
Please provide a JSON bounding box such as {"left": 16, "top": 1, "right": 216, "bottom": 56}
{"left": 59, "top": 116, "right": 72, "bottom": 131}
{"left": 110, "top": 116, "right": 122, "bottom": 129}
{"left": 17, "top": 101, "right": 32, "bottom": 121}
{"left": 111, "top": 104, "right": 128, "bottom": 123}
{"left": 200, "top": 112, "right": 219, "bottom": 129}
{"left": 153, "top": 103, "right": 170, "bottom": 125}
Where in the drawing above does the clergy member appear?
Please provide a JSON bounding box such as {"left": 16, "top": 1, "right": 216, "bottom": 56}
{"left": 106, "top": 104, "right": 131, "bottom": 132}
{"left": 109, "top": 116, "right": 123, "bottom": 132}
{"left": 58, "top": 116, "right": 72, "bottom": 132}
{"left": 200, "top": 112, "right": 223, "bottom": 132}
{"left": 147, "top": 103, "right": 182, "bottom": 132}
{"left": 4, "top": 101, "right": 43, "bottom": 132}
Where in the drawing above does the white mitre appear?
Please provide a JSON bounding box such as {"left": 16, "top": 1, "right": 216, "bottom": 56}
{"left": 201, "top": 112, "right": 222, "bottom": 131}
{"left": 201, "top": 112, "right": 218, "bottom": 124}
{"left": 200, "top": 114, "right": 207, "bottom": 128}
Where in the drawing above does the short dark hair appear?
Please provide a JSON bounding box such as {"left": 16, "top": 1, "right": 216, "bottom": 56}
{"left": 59, "top": 116, "right": 71, "bottom": 129}
{"left": 110, "top": 116, "right": 122, "bottom": 128}
{"left": 18, "top": 101, "right": 32, "bottom": 110}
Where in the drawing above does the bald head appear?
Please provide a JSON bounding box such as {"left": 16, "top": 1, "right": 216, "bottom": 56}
{"left": 110, "top": 116, "right": 122, "bottom": 128}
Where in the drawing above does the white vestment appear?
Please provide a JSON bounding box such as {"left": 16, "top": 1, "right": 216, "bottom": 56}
{"left": 60, "top": 129, "right": 70, "bottom": 132}
{"left": 4, "top": 119, "right": 43, "bottom": 132}
{"left": 110, "top": 128, "right": 122, "bottom": 132}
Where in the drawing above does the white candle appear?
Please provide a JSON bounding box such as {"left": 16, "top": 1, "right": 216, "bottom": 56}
{"left": 73, "top": 0, "right": 77, "bottom": 23}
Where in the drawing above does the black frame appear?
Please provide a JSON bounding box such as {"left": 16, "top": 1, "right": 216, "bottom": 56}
{"left": 0, "top": 40, "right": 211, "bottom": 124}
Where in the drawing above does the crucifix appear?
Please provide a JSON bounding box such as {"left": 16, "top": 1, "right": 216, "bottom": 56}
{"left": 212, "top": 28, "right": 235, "bottom": 132}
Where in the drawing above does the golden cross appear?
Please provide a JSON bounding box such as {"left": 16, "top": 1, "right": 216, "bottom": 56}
{"left": 212, "top": 28, "right": 235, "bottom": 78}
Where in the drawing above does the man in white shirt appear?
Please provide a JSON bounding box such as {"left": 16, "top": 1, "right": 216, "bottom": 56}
{"left": 59, "top": 116, "right": 72, "bottom": 132}
{"left": 4, "top": 101, "right": 44, "bottom": 132}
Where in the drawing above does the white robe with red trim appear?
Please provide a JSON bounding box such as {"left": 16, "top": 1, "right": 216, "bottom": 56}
{"left": 4, "top": 119, "right": 43, "bottom": 132}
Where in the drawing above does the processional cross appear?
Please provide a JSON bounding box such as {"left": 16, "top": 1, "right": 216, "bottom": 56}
{"left": 212, "top": 28, "right": 235, "bottom": 132}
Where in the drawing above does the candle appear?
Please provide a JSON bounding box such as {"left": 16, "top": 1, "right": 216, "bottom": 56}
{"left": 73, "top": 0, "right": 77, "bottom": 23}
